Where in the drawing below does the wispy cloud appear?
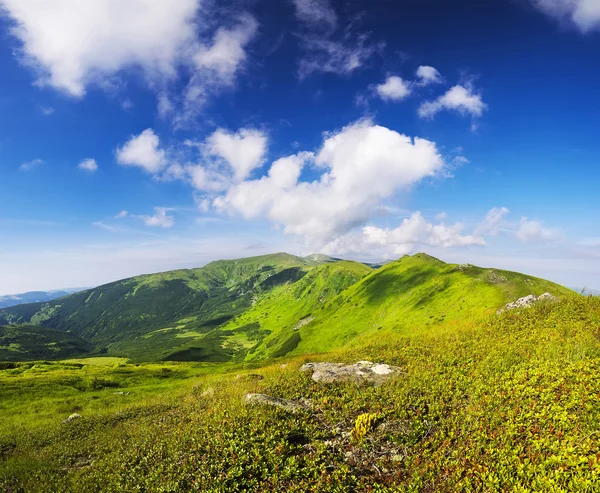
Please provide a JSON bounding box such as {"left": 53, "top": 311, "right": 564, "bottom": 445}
{"left": 19, "top": 158, "right": 44, "bottom": 171}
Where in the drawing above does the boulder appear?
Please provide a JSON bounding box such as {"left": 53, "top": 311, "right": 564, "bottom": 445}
{"left": 497, "top": 292, "right": 558, "bottom": 314}
{"left": 246, "top": 393, "right": 311, "bottom": 413}
{"left": 300, "top": 361, "right": 401, "bottom": 384}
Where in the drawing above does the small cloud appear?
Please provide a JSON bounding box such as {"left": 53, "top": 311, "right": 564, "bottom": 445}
{"left": 40, "top": 106, "right": 55, "bottom": 116}
{"left": 435, "top": 212, "right": 447, "bottom": 221}
{"left": 116, "top": 129, "right": 167, "bottom": 174}
{"left": 375, "top": 76, "right": 412, "bottom": 102}
{"left": 115, "top": 210, "right": 128, "bottom": 219}
{"left": 515, "top": 217, "right": 561, "bottom": 242}
{"left": 20, "top": 159, "right": 44, "bottom": 171}
{"left": 475, "top": 207, "right": 510, "bottom": 236}
{"left": 78, "top": 158, "right": 98, "bottom": 172}
{"left": 138, "top": 207, "right": 175, "bottom": 228}
{"left": 416, "top": 65, "right": 443, "bottom": 86}
{"left": 419, "top": 84, "right": 487, "bottom": 119}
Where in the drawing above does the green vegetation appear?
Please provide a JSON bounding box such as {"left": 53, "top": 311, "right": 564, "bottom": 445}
{"left": 2, "top": 297, "right": 600, "bottom": 491}
{"left": 0, "top": 325, "right": 92, "bottom": 361}
{"left": 0, "top": 253, "right": 574, "bottom": 364}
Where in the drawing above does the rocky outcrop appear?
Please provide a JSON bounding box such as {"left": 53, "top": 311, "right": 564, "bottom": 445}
{"left": 300, "top": 361, "right": 401, "bottom": 385}
{"left": 497, "top": 292, "right": 558, "bottom": 314}
{"left": 246, "top": 393, "right": 312, "bottom": 413}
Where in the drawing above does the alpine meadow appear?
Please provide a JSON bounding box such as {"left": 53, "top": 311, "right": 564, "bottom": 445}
{"left": 2, "top": 0, "right": 600, "bottom": 491}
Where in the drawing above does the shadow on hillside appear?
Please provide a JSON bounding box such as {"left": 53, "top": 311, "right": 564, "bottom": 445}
{"left": 363, "top": 268, "right": 434, "bottom": 306}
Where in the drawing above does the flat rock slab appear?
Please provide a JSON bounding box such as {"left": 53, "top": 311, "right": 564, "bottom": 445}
{"left": 246, "top": 393, "right": 311, "bottom": 413}
{"left": 300, "top": 361, "right": 402, "bottom": 384}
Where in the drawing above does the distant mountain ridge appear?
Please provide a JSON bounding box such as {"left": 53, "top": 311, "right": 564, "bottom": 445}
{"left": 0, "top": 253, "right": 576, "bottom": 362}
{"left": 0, "top": 288, "right": 88, "bottom": 309}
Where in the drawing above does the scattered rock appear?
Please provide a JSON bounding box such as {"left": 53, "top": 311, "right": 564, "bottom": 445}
{"left": 236, "top": 373, "right": 264, "bottom": 381}
{"left": 63, "top": 413, "right": 81, "bottom": 423}
{"left": 246, "top": 393, "right": 311, "bottom": 413}
{"left": 497, "top": 292, "right": 558, "bottom": 314}
{"left": 113, "top": 391, "right": 130, "bottom": 395}
{"left": 300, "top": 361, "right": 402, "bottom": 385}
{"left": 292, "top": 316, "right": 314, "bottom": 331}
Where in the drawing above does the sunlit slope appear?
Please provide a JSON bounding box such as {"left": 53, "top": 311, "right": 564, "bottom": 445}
{"left": 214, "top": 260, "right": 373, "bottom": 360}
{"left": 260, "top": 253, "right": 576, "bottom": 357}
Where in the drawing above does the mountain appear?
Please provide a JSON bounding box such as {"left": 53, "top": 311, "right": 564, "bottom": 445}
{"left": 0, "top": 325, "right": 93, "bottom": 361}
{"left": 0, "top": 253, "right": 352, "bottom": 361}
{"left": 238, "top": 253, "right": 575, "bottom": 359}
{"left": 0, "top": 288, "right": 87, "bottom": 309}
{"left": 0, "top": 253, "right": 575, "bottom": 362}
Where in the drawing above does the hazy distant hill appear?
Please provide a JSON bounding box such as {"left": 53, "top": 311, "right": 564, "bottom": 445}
{"left": 0, "top": 253, "right": 575, "bottom": 362}
{"left": 0, "top": 288, "right": 87, "bottom": 309}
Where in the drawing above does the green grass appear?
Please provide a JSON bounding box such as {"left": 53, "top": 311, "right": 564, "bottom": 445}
{"left": 2, "top": 297, "right": 600, "bottom": 491}
{"left": 289, "top": 253, "right": 575, "bottom": 356}
{"left": 0, "top": 325, "right": 92, "bottom": 361}
{"left": 0, "top": 253, "right": 577, "bottom": 365}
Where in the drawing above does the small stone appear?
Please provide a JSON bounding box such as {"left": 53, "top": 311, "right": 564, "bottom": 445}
{"left": 245, "top": 393, "right": 310, "bottom": 413}
{"left": 63, "top": 413, "right": 81, "bottom": 423}
{"left": 236, "top": 373, "right": 264, "bottom": 381}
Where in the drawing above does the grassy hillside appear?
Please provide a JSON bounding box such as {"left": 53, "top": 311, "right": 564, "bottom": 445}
{"left": 0, "top": 325, "right": 93, "bottom": 361}
{"left": 2, "top": 297, "right": 600, "bottom": 492}
{"left": 0, "top": 253, "right": 321, "bottom": 361}
{"left": 245, "top": 253, "right": 575, "bottom": 358}
{"left": 0, "top": 253, "right": 576, "bottom": 363}
{"left": 219, "top": 260, "right": 373, "bottom": 360}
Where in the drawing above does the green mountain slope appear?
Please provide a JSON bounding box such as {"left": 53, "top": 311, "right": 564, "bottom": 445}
{"left": 250, "top": 253, "right": 576, "bottom": 358}
{"left": 0, "top": 325, "right": 93, "bottom": 361}
{"left": 0, "top": 252, "right": 576, "bottom": 363}
{"left": 217, "top": 260, "right": 373, "bottom": 360}
{"left": 0, "top": 253, "right": 348, "bottom": 361}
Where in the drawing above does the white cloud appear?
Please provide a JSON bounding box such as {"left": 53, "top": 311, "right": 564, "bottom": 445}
{"left": 19, "top": 158, "right": 44, "bottom": 171}
{"left": 375, "top": 76, "right": 412, "bottom": 101}
{"left": 293, "top": 0, "right": 337, "bottom": 30}
{"left": 319, "top": 211, "right": 485, "bottom": 257}
{"left": 115, "top": 210, "right": 128, "bottom": 219}
{"left": 364, "top": 212, "right": 485, "bottom": 251}
{"left": 476, "top": 206, "right": 510, "bottom": 236}
{"left": 0, "top": 0, "right": 200, "bottom": 97}
{"left": 530, "top": 0, "right": 600, "bottom": 32}
{"left": 416, "top": 65, "right": 442, "bottom": 86}
{"left": 515, "top": 217, "right": 560, "bottom": 242}
{"left": 78, "top": 158, "right": 98, "bottom": 172}
{"left": 419, "top": 84, "right": 487, "bottom": 119}
{"left": 215, "top": 119, "right": 445, "bottom": 244}
{"left": 138, "top": 207, "right": 175, "bottom": 228}
{"left": 204, "top": 127, "right": 268, "bottom": 182}
{"left": 294, "top": 0, "right": 383, "bottom": 78}
{"left": 116, "top": 129, "right": 167, "bottom": 173}
{"left": 183, "top": 14, "right": 258, "bottom": 115}
{"left": 298, "top": 36, "right": 383, "bottom": 79}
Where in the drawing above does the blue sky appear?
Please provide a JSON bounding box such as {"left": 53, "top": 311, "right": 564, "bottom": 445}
{"left": 1, "top": 0, "right": 599, "bottom": 294}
